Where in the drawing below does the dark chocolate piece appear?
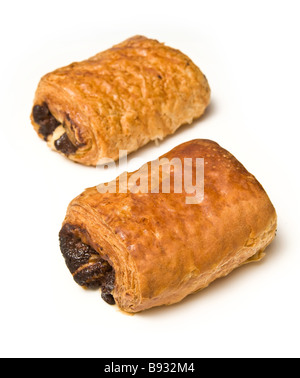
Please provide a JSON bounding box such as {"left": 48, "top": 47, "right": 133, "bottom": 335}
{"left": 54, "top": 133, "right": 77, "bottom": 155}
{"left": 32, "top": 104, "right": 50, "bottom": 122}
{"left": 101, "top": 293, "right": 115, "bottom": 305}
{"left": 73, "top": 261, "right": 113, "bottom": 289}
{"left": 59, "top": 230, "right": 97, "bottom": 274}
{"left": 32, "top": 103, "right": 60, "bottom": 140}
{"left": 101, "top": 270, "right": 116, "bottom": 304}
{"left": 59, "top": 226, "right": 115, "bottom": 305}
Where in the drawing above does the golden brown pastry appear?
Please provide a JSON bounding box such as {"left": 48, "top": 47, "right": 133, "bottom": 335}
{"left": 30, "top": 35, "right": 210, "bottom": 166}
{"left": 59, "top": 139, "right": 277, "bottom": 313}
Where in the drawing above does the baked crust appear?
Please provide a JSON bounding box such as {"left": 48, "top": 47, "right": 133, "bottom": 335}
{"left": 30, "top": 35, "right": 210, "bottom": 165}
{"left": 60, "top": 139, "right": 277, "bottom": 312}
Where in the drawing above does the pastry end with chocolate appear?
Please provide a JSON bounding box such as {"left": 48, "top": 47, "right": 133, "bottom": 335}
{"left": 59, "top": 224, "right": 115, "bottom": 305}
{"left": 32, "top": 103, "right": 78, "bottom": 156}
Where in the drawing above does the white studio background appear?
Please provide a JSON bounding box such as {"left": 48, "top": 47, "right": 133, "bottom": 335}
{"left": 0, "top": 0, "right": 299, "bottom": 358}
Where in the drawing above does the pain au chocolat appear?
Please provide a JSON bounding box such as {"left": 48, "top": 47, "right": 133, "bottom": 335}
{"left": 30, "top": 36, "right": 210, "bottom": 166}
{"left": 59, "top": 140, "right": 277, "bottom": 313}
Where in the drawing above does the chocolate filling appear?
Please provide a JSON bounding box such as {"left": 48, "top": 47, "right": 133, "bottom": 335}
{"left": 59, "top": 225, "right": 115, "bottom": 305}
{"left": 54, "top": 133, "right": 78, "bottom": 155}
{"left": 32, "top": 103, "right": 60, "bottom": 140}
{"left": 32, "top": 103, "right": 78, "bottom": 155}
